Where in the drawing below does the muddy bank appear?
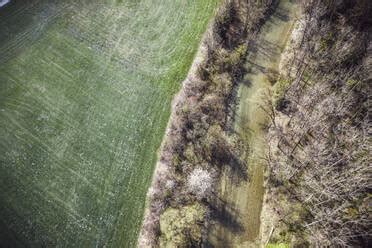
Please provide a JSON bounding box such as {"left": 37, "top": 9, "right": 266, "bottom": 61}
{"left": 208, "top": 1, "right": 299, "bottom": 247}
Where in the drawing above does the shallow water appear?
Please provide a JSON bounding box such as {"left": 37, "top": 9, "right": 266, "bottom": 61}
{"left": 208, "top": 1, "right": 299, "bottom": 247}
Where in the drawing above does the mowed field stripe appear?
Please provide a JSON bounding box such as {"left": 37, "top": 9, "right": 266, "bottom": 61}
{"left": 0, "top": 0, "right": 220, "bottom": 246}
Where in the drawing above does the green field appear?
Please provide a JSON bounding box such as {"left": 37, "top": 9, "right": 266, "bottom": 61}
{"left": 0, "top": 0, "right": 218, "bottom": 246}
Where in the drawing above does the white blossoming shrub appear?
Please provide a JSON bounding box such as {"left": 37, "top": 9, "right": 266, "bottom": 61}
{"left": 187, "top": 168, "right": 213, "bottom": 200}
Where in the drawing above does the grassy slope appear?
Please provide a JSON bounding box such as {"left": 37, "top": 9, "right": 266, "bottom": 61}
{"left": 0, "top": 0, "right": 218, "bottom": 247}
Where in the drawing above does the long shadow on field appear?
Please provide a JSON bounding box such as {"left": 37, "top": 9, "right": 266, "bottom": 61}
{"left": 217, "top": 153, "right": 248, "bottom": 185}
{"left": 203, "top": 196, "right": 244, "bottom": 247}
{"left": 207, "top": 195, "right": 244, "bottom": 232}
{"left": 272, "top": 5, "right": 290, "bottom": 22}
{"left": 242, "top": 40, "right": 279, "bottom": 79}
{"left": 211, "top": 143, "right": 248, "bottom": 184}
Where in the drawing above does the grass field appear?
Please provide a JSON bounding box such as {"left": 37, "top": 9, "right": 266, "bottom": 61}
{"left": 0, "top": 0, "right": 218, "bottom": 246}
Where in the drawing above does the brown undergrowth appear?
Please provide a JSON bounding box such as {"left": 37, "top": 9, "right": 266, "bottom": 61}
{"left": 138, "top": 0, "right": 275, "bottom": 247}
{"left": 264, "top": 0, "right": 371, "bottom": 246}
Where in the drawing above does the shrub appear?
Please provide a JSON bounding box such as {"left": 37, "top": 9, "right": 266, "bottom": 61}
{"left": 159, "top": 203, "right": 207, "bottom": 247}
{"left": 187, "top": 168, "right": 214, "bottom": 200}
{"left": 139, "top": 0, "right": 276, "bottom": 246}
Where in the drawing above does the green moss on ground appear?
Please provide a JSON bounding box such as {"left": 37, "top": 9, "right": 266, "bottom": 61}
{"left": 267, "top": 243, "right": 290, "bottom": 248}
{"left": 160, "top": 203, "right": 207, "bottom": 247}
{"left": 273, "top": 77, "right": 292, "bottom": 106}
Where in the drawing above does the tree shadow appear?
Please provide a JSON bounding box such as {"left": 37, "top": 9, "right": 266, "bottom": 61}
{"left": 212, "top": 148, "right": 248, "bottom": 184}
{"left": 202, "top": 234, "right": 229, "bottom": 248}
{"left": 245, "top": 60, "right": 267, "bottom": 74}
{"left": 202, "top": 196, "right": 244, "bottom": 247}
{"left": 272, "top": 6, "right": 290, "bottom": 22}
{"left": 227, "top": 154, "right": 248, "bottom": 183}
{"left": 240, "top": 77, "right": 252, "bottom": 87}
{"left": 207, "top": 196, "right": 244, "bottom": 233}
{"left": 243, "top": 38, "right": 280, "bottom": 76}
{"left": 256, "top": 39, "right": 281, "bottom": 60}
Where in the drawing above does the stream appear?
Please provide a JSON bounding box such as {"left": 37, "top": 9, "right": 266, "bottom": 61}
{"left": 208, "top": 1, "right": 299, "bottom": 247}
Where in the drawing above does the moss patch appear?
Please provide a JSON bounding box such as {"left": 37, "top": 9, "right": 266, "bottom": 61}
{"left": 267, "top": 243, "right": 290, "bottom": 248}
{"left": 273, "top": 77, "right": 292, "bottom": 107}
{"left": 160, "top": 203, "right": 207, "bottom": 247}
